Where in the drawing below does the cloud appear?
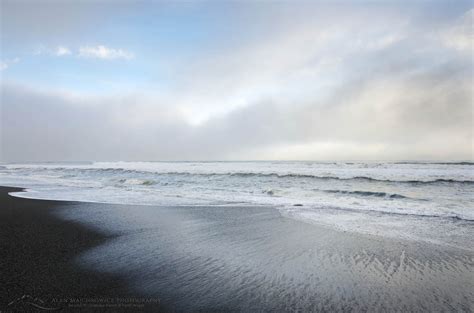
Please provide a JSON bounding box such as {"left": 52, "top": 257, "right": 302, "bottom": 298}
{"left": 159, "top": 5, "right": 436, "bottom": 124}
{"left": 55, "top": 46, "right": 72, "bottom": 56}
{"left": 32, "top": 45, "right": 131, "bottom": 59}
{"left": 441, "top": 8, "right": 473, "bottom": 52}
{"left": 1, "top": 3, "right": 472, "bottom": 161}
{"left": 78, "top": 45, "right": 134, "bottom": 60}
{"left": 0, "top": 58, "right": 20, "bottom": 71}
{"left": 1, "top": 54, "right": 471, "bottom": 162}
{"left": 0, "top": 82, "right": 187, "bottom": 161}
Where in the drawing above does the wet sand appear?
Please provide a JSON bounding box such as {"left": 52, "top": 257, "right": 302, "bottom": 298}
{"left": 0, "top": 187, "right": 162, "bottom": 312}
{"left": 1, "top": 186, "right": 473, "bottom": 312}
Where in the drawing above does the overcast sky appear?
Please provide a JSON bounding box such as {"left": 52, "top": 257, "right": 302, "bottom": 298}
{"left": 1, "top": 0, "right": 472, "bottom": 162}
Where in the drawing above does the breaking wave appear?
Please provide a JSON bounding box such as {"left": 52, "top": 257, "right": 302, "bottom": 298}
{"left": 117, "top": 178, "right": 155, "bottom": 186}
{"left": 394, "top": 161, "right": 474, "bottom": 166}
{"left": 323, "top": 189, "right": 409, "bottom": 199}
{"left": 297, "top": 205, "right": 474, "bottom": 223}
{"left": 5, "top": 165, "right": 472, "bottom": 185}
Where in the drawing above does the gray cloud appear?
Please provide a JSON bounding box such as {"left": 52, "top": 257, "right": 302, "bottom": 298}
{"left": 1, "top": 2, "right": 472, "bottom": 161}
{"left": 1, "top": 52, "right": 471, "bottom": 162}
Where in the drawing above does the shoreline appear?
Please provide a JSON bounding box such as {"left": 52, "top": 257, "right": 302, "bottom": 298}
{"left": 1, "top": 185, "right": 473, "bottom": 312}
{"left": 0, "top": 186, "right": 163, "bottom": 312}
{"left": 8, "top": 186, "right": 473, "bottom": 254}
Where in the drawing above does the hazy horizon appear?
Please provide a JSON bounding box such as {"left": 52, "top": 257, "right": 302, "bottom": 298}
{"left": 1, "top": 159, "right": 473, "bottom": 164}
{"left": 1, "top": 0, "right": 473, "bottom": 162}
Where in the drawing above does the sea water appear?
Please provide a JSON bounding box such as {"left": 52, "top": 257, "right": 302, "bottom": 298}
{"left": 1, "top": 161, "right": 472, "bottom": 251}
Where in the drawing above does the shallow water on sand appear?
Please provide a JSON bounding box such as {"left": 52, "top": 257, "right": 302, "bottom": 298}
{"left": 57, "top": 203, "right": 474, "bottom": 312}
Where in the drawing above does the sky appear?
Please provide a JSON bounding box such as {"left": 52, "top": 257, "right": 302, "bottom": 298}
{"left": 0, "top": 0, "right": 472, "bottom": 162}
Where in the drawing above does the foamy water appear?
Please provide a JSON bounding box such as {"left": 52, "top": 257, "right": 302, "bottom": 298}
{"left": 1, "top": 161, "right": 473, "bottom": 250}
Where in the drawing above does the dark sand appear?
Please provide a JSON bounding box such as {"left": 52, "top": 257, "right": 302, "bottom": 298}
{"left": 1, "top": 186, "right": 473, "bottom": 312}
{"left": 0, "top": 187, "right": 162, "bottom": 312}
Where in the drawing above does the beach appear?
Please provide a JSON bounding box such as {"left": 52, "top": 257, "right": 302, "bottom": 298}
{"left": 3, "top": 0, "right": 473, "bottom": 311}
{"left": 0, "top": 187, "right": 162, "bottom": 312}
{"left": 1, "top": 185, "right": 473, "bottom": 312}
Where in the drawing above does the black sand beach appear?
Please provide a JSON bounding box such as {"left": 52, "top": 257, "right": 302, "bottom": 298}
{"left": 0, "top": 187, "right": 161, "bottom": 312}
{"left": 1, "top": 186, "right": 473, "bottom": 312}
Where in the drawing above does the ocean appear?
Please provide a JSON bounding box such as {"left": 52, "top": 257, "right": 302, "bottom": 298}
{"left": 1, "top": 161, "right": 472, "bottom": 251}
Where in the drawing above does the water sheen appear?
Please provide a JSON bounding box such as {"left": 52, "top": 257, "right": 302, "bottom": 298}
{"left": 59, "top": 203, "right": 473, "bottom": 312}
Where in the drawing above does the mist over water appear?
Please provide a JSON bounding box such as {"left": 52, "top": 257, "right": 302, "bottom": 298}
{"left": 1, "top": 161, "right": 473, "bottom": 250}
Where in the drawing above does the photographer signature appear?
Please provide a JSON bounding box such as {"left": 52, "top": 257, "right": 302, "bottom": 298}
{"left": 6, "top": 294, "right": 61, "bottom": 311}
